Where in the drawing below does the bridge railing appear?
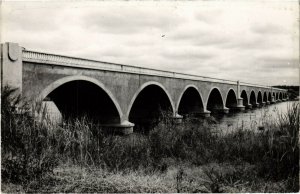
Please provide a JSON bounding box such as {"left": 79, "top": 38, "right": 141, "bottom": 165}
{"left": 22, "top": 50, "right": 286, "bottom": 91}
{"left": 240, "top": 82, "right": 287, "bottom": 91}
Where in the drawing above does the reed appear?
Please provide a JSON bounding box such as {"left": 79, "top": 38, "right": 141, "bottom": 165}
{"left": 1, "top": 85, "right": 299, "bottom": 192}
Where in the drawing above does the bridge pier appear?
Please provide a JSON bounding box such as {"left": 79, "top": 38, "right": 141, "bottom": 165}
{"left": 198, "top": 110, "right": 211, "bottom": 117}
{"left": 37, "top": 100, "right": 63, "bottom": 125}
{"left": 266, "top": 101, "right": 270, "bottom": 105}
{"left": 173, "top": 113, "right": 183, "bottom": 124}
{"left": 271, "top": 96, "right": 276, "bottom": 104}
{"left": 222, "top": 107, "right": 229, "bottom": 114}
{"left": 188, "top": 110, "right": 211, "bottom": 118}
{"left": 100, "top": 120, "right": 134, "bottom": 135}
{"left": 252, "top": 103, "right": 260, "bottom": 108}
{"left": 246, "top": 104, "right": 252, "bottom": 109}
{"left": 261, "top": 102, "right": 266, "bottom": 106}
{"left": 235, "top": 98, "right": 245, "bottom": 111}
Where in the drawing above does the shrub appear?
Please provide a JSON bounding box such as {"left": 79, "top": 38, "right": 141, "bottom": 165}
{"left": 1, "top": 86, "right": 59, "bottom": 184}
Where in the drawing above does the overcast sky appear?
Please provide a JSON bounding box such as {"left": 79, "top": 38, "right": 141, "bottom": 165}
{"left": 2, "top": 0, "right": 299, "bottom": 86}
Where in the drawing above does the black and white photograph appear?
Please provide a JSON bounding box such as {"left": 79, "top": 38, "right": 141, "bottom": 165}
{"left": 1, "top": 0, "right": 299, "bottom": 192}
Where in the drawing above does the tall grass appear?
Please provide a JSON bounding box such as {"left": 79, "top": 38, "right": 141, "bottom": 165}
{"left": 1, "top": 86, "right": 59, "bottom": 184}
{"left": 1, "top": 85, "right": 299, "bottom": 191}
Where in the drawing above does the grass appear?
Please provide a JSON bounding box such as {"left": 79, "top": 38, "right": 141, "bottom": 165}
{"left": 1, "top": 86, "right": 299, "bottom": 192}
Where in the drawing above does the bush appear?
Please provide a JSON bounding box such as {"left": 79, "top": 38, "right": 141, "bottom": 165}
{"left": 1, "top": 86, "right": 59, "bottom": 184}
{"left": 2, "top": 84, "right": 298, "bottom": 191}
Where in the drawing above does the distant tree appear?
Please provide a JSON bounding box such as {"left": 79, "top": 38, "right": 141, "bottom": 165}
{"left": 273, "top": 85, "right": 299, "bottom": 99}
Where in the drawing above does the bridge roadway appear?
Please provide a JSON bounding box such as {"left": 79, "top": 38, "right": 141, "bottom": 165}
{"left": 1, "top": 42, "right": 288, "bottom": 134}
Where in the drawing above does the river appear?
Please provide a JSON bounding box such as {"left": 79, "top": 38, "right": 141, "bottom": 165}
{"left": 211, "top": 101, "right": 298, "bottom": 133}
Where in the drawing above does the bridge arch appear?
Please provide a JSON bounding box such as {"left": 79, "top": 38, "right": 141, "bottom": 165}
{"left": 127, "top": 81, "right": 175, "bottom": 131}
{"left": 276, "top": 92, "right": 279, "bottom": 100}
{"left": 225, "top": 88, "right": 238, "bottom": 110}
{"left": 241, "top": 90, "right": 248, "bottom": 106}
{"left": 250, "top": 90, "right": 256, "bottom": 106}
{"left": 279, "top": 92, "right": 283, "bottom": 100}
{"left": 268, "top": 92, "right": 272, "bottom": 102}
{"left": 206, "top": 87, "right": 225, "bottom": 113}
{"left": 263, "top": 91, "right": 268, "bottom": 102}
{"left": 38, "top": 75, "right": 123, "bottom": 123}
{"left": 257, "top": 91, "right": 263, "bottom": 104}
{"left": 177, "top": 85, "right": 204, "bottom": 116}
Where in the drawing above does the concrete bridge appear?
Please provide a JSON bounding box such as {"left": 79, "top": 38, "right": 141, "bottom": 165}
{"left": 1, "top": 42, "right": 288, "bottom": 133}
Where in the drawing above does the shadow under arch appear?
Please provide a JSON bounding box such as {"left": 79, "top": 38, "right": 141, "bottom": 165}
{"left": 279, "top": 92, "right": 283, "bottom": 100}
{"left": 268, "top": 92, "right": 272, "bottom": 102}
{"left": 263, "top": 92, "right": 267, "bottom": 102}
{"left": 127, "top": 81, "right": 175, "bottom": 132}
{"left": 206, "top": 87, "right": 225, "bottom": 113}
{"left": 241, "top": 90, "right": 248, "bottom": 106}
{"left": 177, "top": 85, "right": 204, "bottom": 117}
{"left": 257, "top": 91, "right": 263, "bottom": 104}
{"left": 38, "top": 75, "right": 123, "bottom": 123}
{"left": 250, "top": 90, "right": 256, "bottom": 107}
{"left": 225, "top": 88, "right": 238, "bottom": 110}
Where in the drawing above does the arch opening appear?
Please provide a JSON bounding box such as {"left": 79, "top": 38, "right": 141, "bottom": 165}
{"left": 250, "top": 91, "right": 256, "bottom": 107}
{"left": 225, "top": 89, "right": 237, "bottom": 111}
{"left": 129, "top": 85, "right": 173, "bottom": 132}
{"left": 257, "top": 91, "right": 263, "bottom": 104}
{"left": 46, "top": 80, "right": 120, "bottom": 124}
{"left": 263, "top": 92, "right": 267, "bottom": 102}
{"left": 279, "top": 92, "right": 283, "bottom": 100}
{"left": 268, "top": 92, "right": 272, "bottom": 102}
{"left": 178, "top": 87, "right": 204, "bottom": 117}
{"left": 207, "top": 88, "right": 224, "bottom": 113}
{"left": 276, "top": 93, "right": 279, "bottom": 100}
{"left": 241, "top": 90, "right": 248, "bottom": 106}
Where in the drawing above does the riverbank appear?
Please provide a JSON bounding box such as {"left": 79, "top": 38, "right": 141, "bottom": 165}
{"left": 2, "top": 161, "right": 297, "bottom": 193}
{"left": 1, "top": 87, "right": 299, "bottom": 192}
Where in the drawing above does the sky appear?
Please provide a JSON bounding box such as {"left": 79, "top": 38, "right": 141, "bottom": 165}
{"left": 1, "top": 0, "right": 299, "bottom": 86}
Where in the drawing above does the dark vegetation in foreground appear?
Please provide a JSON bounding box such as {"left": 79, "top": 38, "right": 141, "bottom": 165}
{"left": 1, "top": 86, "right": 299, "bottom": 192}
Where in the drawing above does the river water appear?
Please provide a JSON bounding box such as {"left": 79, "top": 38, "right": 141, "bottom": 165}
{"left": 211, "top": 101, "right": 297, "bottom": 133}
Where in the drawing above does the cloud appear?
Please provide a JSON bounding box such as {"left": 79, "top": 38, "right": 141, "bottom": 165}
{"left": 80, "top": 7, "right": 186, "bottom": 34}
{"left": 258, "top": 58, "right": 299, "bottom": 70}
{"left": 252, "top": 23, "right": 287, "bottom": 35}
{"left": 1, "top": 1, "right": 299, "bottom": 86}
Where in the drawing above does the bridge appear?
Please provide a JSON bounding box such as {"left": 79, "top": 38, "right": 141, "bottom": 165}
{"left": 1, "top": 42, "right": 288, "bottom": 134}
